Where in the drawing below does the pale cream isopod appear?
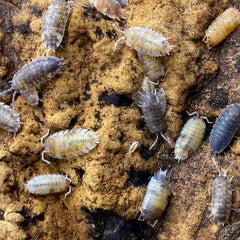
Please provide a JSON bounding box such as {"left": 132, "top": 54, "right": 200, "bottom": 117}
{"left": 41, "top": 128, "right": 99, "bottom": 164}
{"left": 138, "top": 169, "right": 171, "bottom": 227}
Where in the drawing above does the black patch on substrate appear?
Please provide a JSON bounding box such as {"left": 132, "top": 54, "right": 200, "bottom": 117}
{"left": 140, "top": 145, "right": 154, "bottom": 161}
{"left": 83, "top": 208, "right": 159, "bottom": 240}
{"left": 98, "top": 91, "right": 133, "bottom": 107}
{"left": 74, "top": 168, "right": 85, "bottom": 182}
{"left": 129, "top": 167, "right": 151, "bottom": 187}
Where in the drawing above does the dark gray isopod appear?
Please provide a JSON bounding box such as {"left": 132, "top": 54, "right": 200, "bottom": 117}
{"left": 141, "top": 88, "right": 172, "bottom": 149}
{"left": 210, "top": 104, "right": 240, "bottom": 154}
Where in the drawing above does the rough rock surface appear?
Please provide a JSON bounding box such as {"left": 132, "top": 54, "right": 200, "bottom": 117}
{"left": 0, "top": 0, "right": 240, "bottom": 239}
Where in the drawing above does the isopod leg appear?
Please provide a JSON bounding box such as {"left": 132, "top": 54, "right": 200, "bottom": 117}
{"left": 201, "top": 116, "right": 213, "bottom": 124}
{"left": 138, "top": 211, "right": 144, "bottom": 222}
{"left": 149, "top": 134, "right": 158, "bottom": 150}
{"left": 0, "top": 88, "right": 13, "bottom": 97}
{"left": 113, "top": 36, "right": 124, "bottom": 52}
{"left": 211, "top": 156, "right": 221, "bottom": 176}
{"left": 68, "top": 1, "right": 88, "bottom": 8}
{"left": 41, "top": 129, "right": 50, "bottom": 146}
{"left": 186, "top": 111, "right": 199, "bottom": 117}
{"left": 12, "top": 90, "right": 17, "bottom": 110}
{"left": 65, "top": 173, "right": 72, "bottom": 184}
{"left": 160, "top": 132, "right": 173, "bottom": 147}
{"left": 147, "top": 219, "right": 158, "bottom": 228}
{"left": 41, "top": 150, "right": 51, "bottom": 165}
{"left": 65, "top": 185, "right": 71, "bottom": 198}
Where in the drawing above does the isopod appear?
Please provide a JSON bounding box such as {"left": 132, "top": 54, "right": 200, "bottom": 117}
{"left": 20, "top": 88, "right": 39, "bottom": 106}
{"left": 42, "top": 0, "right": 85, "bottom": 52}
{"left": 141, "top": 88, "right": 172, "bottom": 149}
{"left": 128, "top": 141, "right": 139, "bottom": 154}
{"left": 138, "top": 53, "right": 166, "bottom": 82}
{"left": 0, "top": 56, "right": 64, "bottom": 109}
{"left": 0, "top": 102, "right": 21, "bottom": 135}
{"left": 89, "top": 0, "right": 127, "bottom": 20}
{"left": 203, "top": 7, "right": 240, "bottom": 48}
{"left": 209, "top": 104, "right": 240, "bottom": 154}
{"left": 26, "top": 173, "right": 72, "bottom": 198}
{"left": 41, "top": 128, "right": 99, "bottom": 164}
{"left": 174, "top": 112, "right": 209, "bottom": 161}
{"left": 138, "top": 169, "right": 171, "bottom": 227}
{"left": 113, "top": 24, "right": 175, "bottom": 57}
{"left": 210, "top": 157, "right": 234, "bottom": 226}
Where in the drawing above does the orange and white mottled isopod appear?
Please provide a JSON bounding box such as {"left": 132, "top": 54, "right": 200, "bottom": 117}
{"left": 0, "top": 102, "right": 21, "bottom": 134}
{"left": 174, "top": 112, "right": 210, "bottom": 161}
{"left": 203, "top": 7, "right": 240, "bottom": 48}
{"left": 26, "top": 173, "right": 72, "bottom": 198}
{"left": 138, "top": 53, "right": 166, "bottom": 82}
{"left": 89, "top": 0, "right": 127, "bottom": 20}
{"left": 138, "top": 169, "right": 171, "bottom": 227}
{"left": 113, "top": 24, "right": 175, "bottom": 57}
{"left": 41, "top": 0, "right": 85, "bottom": 52}
{"left": 41, "top": 128, "right": 99, "bottom": 164}
{"left": 20, "top": 88, "right": 39, "bottom": 106}
{"left": 210, "top": 157, "right": 234, "bottom": 226}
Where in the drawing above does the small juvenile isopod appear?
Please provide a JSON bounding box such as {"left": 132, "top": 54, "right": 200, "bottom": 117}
{"left": 174, "top": 112, "right": 210, "bottom": 161}
{"left": 138, "top": 169, "right": 171, "bottom": 227}
{"left": 113, "top": 24, "right": 175, "bottom": 57}
{"left": 138, "top": 53, "right": 166, "bottom": 82}
{"left": 0, "top": 102, "right": 21, "bottom": 134}
{"left": 42, "top": 0, "right": 86, "bottom": 52}
{"left": 203, "top": 7, "right": 240, "bottom": 48}
{"left": 26, "top": 173, "right": 72, "bottom": 198}
{"left": 41, "top": 128, "right": 99, "bottom": 164}
{"left": 89, "top": 0, "right": 127, "bottom": 21}
{"left": 210, "top": 157, "right": 235, "bottom": 226}
{"left": 141, "top": 88, "right": 172, "bottom": 149}
{"left": 0, "top": 56, "right": 64, "bottom": 109}
{"left": 20, "top": 88, "right": 39, "bottom": 106}
{"left": 209, "top": 104, "right": 240, "bottom": 154}
{"left": 128, "top": 141, "right": 139, "bottom": 154}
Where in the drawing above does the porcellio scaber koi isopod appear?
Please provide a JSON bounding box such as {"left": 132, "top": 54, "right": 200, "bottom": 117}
{"left": 26, "top": 173, "right": 72, "bottom": 198}
{"left": 209, "top": 104, "right": 240, "bottom": 154}
{"left": 138, "top": 169, "right": 171, "bottom": 227}
{"left": 42, "top": 0, "right": 86, "bottom": 52}
{"left": 203, "top": 7, "right": 240, "bottom": 48}
{"left": 138, "top": 53, "right": 166, "bottom": 82}
{"left": 89, "top": 0, "right": 128, "bottom": 20}
{"left": 41, "top": 128, "right": 99, "bottom": 164}
{"left": 174, "top": 111, "right": 211, "bottom": 161}
{"left": 0, "top": 56, "right": 64, "bottom": 109}
{"left": 210, "top": 157, "right": 235, "bottom": 226}
{"left": 140, "top": 88, "right": 172, "bottom": 149}
{"left": 113, "top": 24, "right": 175, "bottom": 57}
{"left": 0, "top": 102, "right": 22, "bottom": 134}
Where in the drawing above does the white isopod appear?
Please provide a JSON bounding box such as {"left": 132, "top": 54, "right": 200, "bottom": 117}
{"left": 26, "top": 173, "right": 72, "bottom": 198}
{"left": 113, "top": 24, "right": 175, "bottom": 57}
{"left": 138, "top": 169, "right": 171, "bottom": 227}
{"left": 41, "top": 128, "right": 99, "bottom": 164}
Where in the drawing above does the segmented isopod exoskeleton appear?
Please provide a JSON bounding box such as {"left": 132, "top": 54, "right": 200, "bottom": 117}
{"left": 0, "top": 102, "right": 21, "bottom": 134}
{"left": 174, "top": 112, "right": 209, "bottom": 161}
{"left": 20, "top": 88, "right": 39, "bottom": 106}
{"left": 42, "top": 0, "right": 85, "bottom": 52}
{"left": 0, "top": 56, "right": 64, "bottom": 109}
{"left": 203, "top": 7, "right": 240, "bottom": 48}
{"left": 138, "top": 53, "right": 166, "bottom": 82}
{"left": 113, "top": 24, "right": 175, "bottom": 57}
{"left": 41, "top": 128, "right": 99, "bottom": 164}
{"left": 138, "top": 169, "right": 171, "bottom": 227}
{"left": 141, "top": 88, "right": 172, "bottom": 149}
{"left": 89, "top": 0, "right": 127, "bottom": 20}
{"left": 26, "top": 173, "right": 72, "bottom": 198}
{"left": 210, "top": 104, "right": 240, "bottom": 154}
{"left": 210, "top": 157, "right": 235, "bottom": 226}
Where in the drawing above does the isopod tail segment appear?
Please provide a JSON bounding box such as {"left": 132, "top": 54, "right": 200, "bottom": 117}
{"left": 41, "top": 129, "right": 51, "bottom": 164}
{"left": 65, "top": 172, "right": 72, "bottom": 198}
{"left": 112, "top": 24, "right": 125, "bottom": 52}
{"left": 138, "top": 211, "right": 158, "bottom": 227}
